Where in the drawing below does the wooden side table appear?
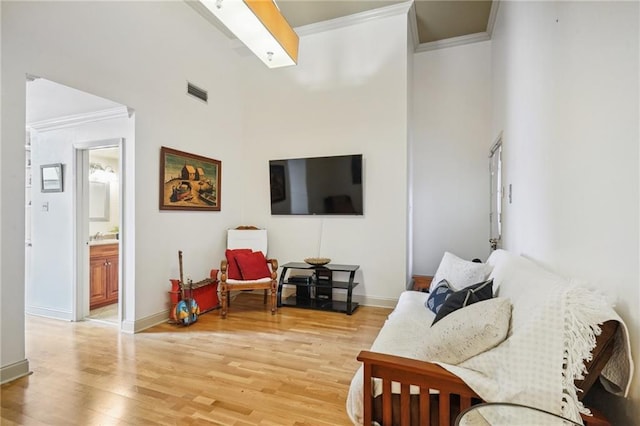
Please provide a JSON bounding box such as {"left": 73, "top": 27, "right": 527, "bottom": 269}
{"left": 412, "top": 275, "right": 433, "bottom": 291}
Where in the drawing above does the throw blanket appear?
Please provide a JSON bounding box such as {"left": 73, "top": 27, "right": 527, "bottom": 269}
{"left": 440, "top": 252, "right": 633, "bottom": 424}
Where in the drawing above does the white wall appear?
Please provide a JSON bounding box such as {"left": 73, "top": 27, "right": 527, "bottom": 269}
{"left": 239, "top": 11, "right": 411, "bottom": 305}
{"left": 491, "top": 1, "right": 639, "bottom": 422}
{"left": 0, "top": 0, "right": 31, "bottom": 384}
{"left": 412, "top": 41, "right": 493, "bottom": 275}
{"left": 1, "top": 0, "right": 245, "bottom": 377}
{"left": 26, "top": 117, "right": 132, "bottom": 321}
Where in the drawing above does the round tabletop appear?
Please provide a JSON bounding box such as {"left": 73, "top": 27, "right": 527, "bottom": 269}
{"left": 455, "top": 402, "right": 582, "bottom": 426}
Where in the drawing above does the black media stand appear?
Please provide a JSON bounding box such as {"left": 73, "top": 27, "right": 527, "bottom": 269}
{"left": 277, "top": 262, "right": 360, "bottom": 315}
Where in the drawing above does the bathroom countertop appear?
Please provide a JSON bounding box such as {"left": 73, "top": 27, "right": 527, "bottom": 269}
{"left": 89, "top": 239, "right": 119, "bottom": 246}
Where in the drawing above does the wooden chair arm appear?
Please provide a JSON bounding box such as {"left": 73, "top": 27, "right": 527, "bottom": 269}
{"left": 266, "top": 258, "right": 278, "bottom": 269}
{"left": 357, "top": 350, "right": 479, "bottom": 426}
{"left": 267, "top": 258, "right": 278, "bottom": 280}
{"left": 357, "top": 351, "right": 477, "bottom": 394}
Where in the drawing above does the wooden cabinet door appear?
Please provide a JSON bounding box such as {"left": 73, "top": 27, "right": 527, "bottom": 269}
{"left": 90, "top": 244, "right": 119, "bottom": 309}
{"left": 90, "top": 256, "right": 108, "bottom": 308}
{"left": 106, "top": 254, "right": 119, "bottom": 303}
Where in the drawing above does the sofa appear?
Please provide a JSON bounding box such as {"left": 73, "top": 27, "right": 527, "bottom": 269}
{"left": 346, "top": 250, "right": 633, "bottom": 426}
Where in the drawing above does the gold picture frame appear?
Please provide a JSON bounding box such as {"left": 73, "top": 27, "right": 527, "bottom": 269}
{"left": 159, "top": 146, "right": 221, "bottom": 211}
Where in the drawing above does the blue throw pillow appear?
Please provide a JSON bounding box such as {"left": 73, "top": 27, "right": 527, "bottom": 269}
{"left": 425, "top": 279, "right": 454, "bottom": 314}
{"left": 432, "top": 279, "right": 494, "bottom": 325}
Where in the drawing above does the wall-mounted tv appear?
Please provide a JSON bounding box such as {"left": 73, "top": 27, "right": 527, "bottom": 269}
{"left": 269, "top": 154, "right": 363, "bottom": 215}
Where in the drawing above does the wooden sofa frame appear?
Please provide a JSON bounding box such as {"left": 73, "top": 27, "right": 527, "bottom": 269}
{"left": 357, "top": 320, "right": 618, "bottom": 426}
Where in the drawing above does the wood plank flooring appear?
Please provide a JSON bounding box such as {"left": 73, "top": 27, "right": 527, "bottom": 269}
{"left": 1, "top": 294, "right": 391, "bottom": 425}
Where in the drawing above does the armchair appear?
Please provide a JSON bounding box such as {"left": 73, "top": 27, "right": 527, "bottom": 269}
{"left": 219, "top": 226, "right": 278, "bottom": 318}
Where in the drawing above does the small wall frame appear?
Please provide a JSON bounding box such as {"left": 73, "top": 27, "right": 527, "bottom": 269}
{"left": 41, "top": 163, "right": 64, "bottom": 193}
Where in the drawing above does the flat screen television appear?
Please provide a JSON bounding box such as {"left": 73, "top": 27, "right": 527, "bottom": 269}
{"left": 269, "top": 154, "right": 363, "bottom": 215}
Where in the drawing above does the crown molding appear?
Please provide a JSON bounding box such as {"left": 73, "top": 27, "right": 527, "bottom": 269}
{"left": 486, "top": 0, "right": 501, "bottom": 38}
{"left": 407, "top": 2, "right": 419, "bottom": 51}
{"left": 294, "top": 1, "right": 413, "bottom": 38}
{"left": 28, "top": 106, "right": 130, "bottom": 132}
{"left": 192, "top": 0, "right": 496, "bottom": 57}
{"left": 415, "top": 32, "right": 491, "bottom": 53}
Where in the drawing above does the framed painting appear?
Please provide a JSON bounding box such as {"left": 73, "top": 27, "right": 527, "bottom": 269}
{"left": 159, "top": 146, "right": 221, "bottom": 211}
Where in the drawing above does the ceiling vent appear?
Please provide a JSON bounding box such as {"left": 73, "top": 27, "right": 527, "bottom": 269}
{"left": 187, "top": 82, "right": 208, "bottom": 103}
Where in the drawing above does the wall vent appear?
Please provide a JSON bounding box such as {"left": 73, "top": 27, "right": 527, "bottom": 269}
{"left": 187, "top": 82, "right": 208, "bottom": 103}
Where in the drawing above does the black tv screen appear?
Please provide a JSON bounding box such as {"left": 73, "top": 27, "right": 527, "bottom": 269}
{"left": 269, "top": 154, "right": 363, "bottom": 215}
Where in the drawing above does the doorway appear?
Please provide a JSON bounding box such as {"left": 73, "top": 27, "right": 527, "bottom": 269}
{"left": 85, "top": 146, "right": 121, "bottom": 324}
{"left": 25, "top": 77, "right": 132, "bottom": 328}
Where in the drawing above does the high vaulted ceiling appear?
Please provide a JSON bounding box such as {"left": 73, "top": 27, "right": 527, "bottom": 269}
{"left": 276, "top": 1, "right": 494, "bottom": 45}
{"left": 190, "top": 1, "right": 496, "bottom": 50}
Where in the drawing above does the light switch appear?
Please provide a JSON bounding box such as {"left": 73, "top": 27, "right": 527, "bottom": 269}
{"left": 42, "top": 202, "right": 49, "bottom": 212}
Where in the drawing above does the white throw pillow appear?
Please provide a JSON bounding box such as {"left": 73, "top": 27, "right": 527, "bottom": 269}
{"left": 420, "top": 297, "right": 511, "bottom": 365}
{"left": 430, "top": 251, "right": 493, "bottom": 292}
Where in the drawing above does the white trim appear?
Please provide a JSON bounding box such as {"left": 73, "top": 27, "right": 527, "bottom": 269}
{"left": 407, "top": 3, "right": 419, "bottom": 51}
{"left": 489, "top": 131, "right": 504, "bottom": 156}
{"left": 28, "top": 106, "right": 130, "bottom": 132}
{"left": 0, "top": 359, "right": 31, "bottom": 385}
{"left": 486, "top": 0, "right": 501, "bottom": 38}
{"left": 122, "top": 310, "right": 170, "bottom": 334}
{"left": 415, "top": 32, "right": 491, "bottom": 53}
{"left": 354, "top": 295, "right": 398, "bottom": 309}
{"left": 121, "top": 320, "right": 136, "bottom": 334}
{"left": 294, "top": 1, "right": 413, "bottom": 38}
{"left": 187, "top": 0, "right": 235, "bottom": 39}
{"left": 25, "top": 306, "right": 73, "bottom": 321}
{"left": 73, "top": 138, "right": 123, "bottom": 326}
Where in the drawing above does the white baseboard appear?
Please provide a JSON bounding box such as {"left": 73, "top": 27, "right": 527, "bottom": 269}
{"left": 122, "top": 309, "right": 170, "bottom": 334}
{"left": 26, "top": 306, "right": 73, "bottom": 321}
{"left": 354, "top": 295, "right": 398, "bottom": 309}
{"left": 121, "top": 297, "right": 394, "bottom": 334}
{"left": 0, "top": 359, "right": 31, "bottom": 384}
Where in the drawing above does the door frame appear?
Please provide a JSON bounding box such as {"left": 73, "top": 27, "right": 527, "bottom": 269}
{"left": 489, "top": 133, "right": 503, "bottom": 251}
{"left": 73, "top": 138, "right": 124, "bottom": 325}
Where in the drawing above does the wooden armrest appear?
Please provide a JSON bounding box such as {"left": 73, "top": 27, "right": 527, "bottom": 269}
{"left": 266, "top": 259, "right": 278, "bottom": 280}
{"left": 577, "top": 320, "right": 619, "bottom": 399}
{"left": 358, "top": 350, "right": 479, "bottom": 426}
{"left": 267, "top": 258, "right": 278, "bottom": 270}
{"left": 357, "top": 351, "right": 473, "bottom": 390}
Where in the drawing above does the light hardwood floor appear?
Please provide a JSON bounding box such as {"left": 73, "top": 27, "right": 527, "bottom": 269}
{"left": 1, "top": 294, "right": 391, "bottom": 425}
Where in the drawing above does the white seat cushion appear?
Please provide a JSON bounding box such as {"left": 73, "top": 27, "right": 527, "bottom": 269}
{"left": 226, "top": 277, "right": 273, "bottom": 284}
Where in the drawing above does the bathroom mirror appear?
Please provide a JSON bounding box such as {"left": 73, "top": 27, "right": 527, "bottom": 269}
{"left": 89, "top": 181, "right": 110, "bottom": 221}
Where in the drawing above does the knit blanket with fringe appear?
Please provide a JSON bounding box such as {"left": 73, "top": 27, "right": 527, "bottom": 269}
{"left": 440, "top": 250, "right": 633, "bottom": 424}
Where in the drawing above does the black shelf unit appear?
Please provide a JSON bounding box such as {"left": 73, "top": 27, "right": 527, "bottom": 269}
{"left": 277, "top": 262, "right": 360, "bottom": 315}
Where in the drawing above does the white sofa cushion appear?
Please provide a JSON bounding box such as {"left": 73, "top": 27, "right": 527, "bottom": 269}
{"left": 430, "top": 251, "right": 493, "bottom": 291}
{"left": 420, "top": 297, "right": 512, "bottom": 365}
